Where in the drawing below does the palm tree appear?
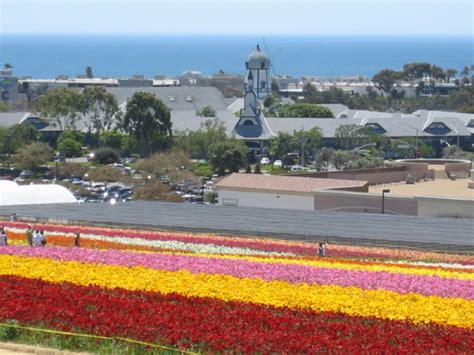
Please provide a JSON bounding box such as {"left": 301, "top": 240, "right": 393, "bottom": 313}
{"left": 446, "top": 69, "right": 458, "bottom": 83}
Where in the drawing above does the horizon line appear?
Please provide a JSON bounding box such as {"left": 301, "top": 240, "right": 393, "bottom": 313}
{"left": 2, "top": 32, "right": 473, "bottom": 37}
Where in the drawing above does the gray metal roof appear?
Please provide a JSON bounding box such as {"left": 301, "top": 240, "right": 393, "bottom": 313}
{"left": 0, "top": 201, "right": 472, "bottom": 251}
{"left": 107, "top": 86, "right": 229, "bottom": 112}
{"left": 265, "top": 115, "right": 471, "bottom": 138}
{"left": 0, "top": 112, "right": 29, "bottom": 128}
{"left": 171, "top": 110, "right": 237, "bottom": 136}
{"left": 320, "top": 104, "right": 349, "bottom": 117}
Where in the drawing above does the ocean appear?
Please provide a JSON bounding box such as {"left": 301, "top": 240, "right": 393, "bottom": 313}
{"left": 0, "top": 34, "right": 472, "bottom": 79}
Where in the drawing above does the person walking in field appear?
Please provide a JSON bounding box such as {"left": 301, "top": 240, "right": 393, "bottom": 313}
{"left": 74, "top": 233, "right": 81, "bottom": 247}
{"left": 40, "top": 230, "right": 46, "bottom": 246}
{"left": 26, "top": 225, "right": 34, "bottom": 246}
{"left": 0, "top": 228, "right": 8, "bottom": 246}
{"left": 318, "top": 242, "right": 326, "bottom": 257}
{"left": 32, "top": 230, "right": 43, "bottom": 247}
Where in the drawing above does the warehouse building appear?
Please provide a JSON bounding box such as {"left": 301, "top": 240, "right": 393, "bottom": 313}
{"left": 216, "top": 173, "right": 368, "bottom": 210}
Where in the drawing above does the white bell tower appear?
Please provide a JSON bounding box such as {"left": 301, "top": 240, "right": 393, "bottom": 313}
{"left": 245, "top": 44, "right": 271, "bottom": 99}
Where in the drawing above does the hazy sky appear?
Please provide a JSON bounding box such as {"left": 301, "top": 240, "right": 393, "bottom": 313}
{"left": 1, "top": 0, "right": 473, "bottom": 35}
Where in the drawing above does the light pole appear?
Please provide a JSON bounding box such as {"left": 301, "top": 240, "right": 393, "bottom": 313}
{"left": 54, "top": 152, "right": 59, "bottom": 182}
{"left": 382, "top": 189, "right": 390, "bottom": 214}
{"left": 301, "top": 137, "right": 306, "bottom": 167}
{"left": 5, "top": 135, "right": 12, "bottom": 168}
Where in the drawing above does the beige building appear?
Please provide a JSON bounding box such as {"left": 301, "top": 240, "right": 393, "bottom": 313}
{"left": 216, "top": 174, "right": 368, "bottom": 210}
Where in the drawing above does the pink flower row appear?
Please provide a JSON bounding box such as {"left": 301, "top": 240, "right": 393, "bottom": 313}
{"left": 1, "top": 246, "right": 472, "bottom": 300}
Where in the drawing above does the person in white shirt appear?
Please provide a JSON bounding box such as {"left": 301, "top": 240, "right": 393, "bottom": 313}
{"left": 0, "top": 228, "right": 7, "bottom": 246}
{"left": 32, "top": 230, "right": 43, "bottom": 247}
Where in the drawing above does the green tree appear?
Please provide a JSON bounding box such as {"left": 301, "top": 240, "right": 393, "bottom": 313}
{"left": 446, "top": 86, "right": 474, "bottom": 112}
{"left": 254, "top": 162, "right": 261, "bottom": 174}
{"left": 442, "top": 146, "right": 473, "bottom": 160}
{"left": 174, "top": 118, "right": 227, "bottom": 159}
{"left": 122, "top": 91, "right": 172, "bottom": 157}
{"left": 92, "top": 147, "right": 120, "bottom": 164}
{"left": 372, "top": 69, "right": 402, "bottom": 94}
{"left": 461, "top": 65, "right": 470, "bottom": 77}
{"left": 209, "top": 139, "right": 247, "bottom": 175}
{"left": 267, "top": 132, "right": 299, "bottom": 161}
{"left": 85, "top": 66, "right": 94, "bottom": 78}
{"left": 0, "top": 102, "right": 8, "bottom": 112}
{"left": 294, "top": 127, "right": 323, "bottom": 162}
{"left": 57, "top": 130, "right": 84, "bottom": 158}
{"left": 82, "top": 86, "right": 119, "bottom": 142}
{"left": 34, "top": 88, "right": 83, "bottom": 130}
{"left": 5, "top": 124, "right": 39, "bottom": 152}
{"left": 276, "top": 103, "right": 333, "bottom": 118}
{"left": 446, "top": 69, "right": 458, "bottom": 82}
{"left": 330, "top": 150, "right": 350, "bottom": 170}
{"left": 12, "top": 142, "right": 53, "bottom": 172}
{"left": 99, "top": 130, "right": 127, "bottom": 151}
{"left": 315, "top": 148, "right": 333, "bottom": 171}
{"left": 334, "top": 124, "right": 371, "bottom": 150}
{"left": 263, "top": 95, "right": 277, "bottom": 108}
{"left": 402, "top": 63, "right": 431, "bottom": 83}
{"left": 271, "top": 79, "right": 280, "bottom": 96}
{"left": 196, "top": 105, "right": 216, "bottom": 117}
{"left": 431, "top": 65, "right": 446, "bottom": 83}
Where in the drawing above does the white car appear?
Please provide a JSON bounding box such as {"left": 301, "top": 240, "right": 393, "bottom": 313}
{"left": 273, "top": 160, "right": 283, "bottom": 167}
{"left": 260, "top": 157, "right": 271, "bottom": 165}
{"left": 290, "top": 165, "right": 304, "bottom": 172}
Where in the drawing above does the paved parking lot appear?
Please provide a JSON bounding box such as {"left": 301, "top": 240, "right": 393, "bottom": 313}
{"left": 0, "top": 201, "right": 472, "bottom": 252}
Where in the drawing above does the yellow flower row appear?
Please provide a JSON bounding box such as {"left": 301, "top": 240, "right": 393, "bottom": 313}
{"left": 1, "top": 255, "right": 472, "bottom": 329}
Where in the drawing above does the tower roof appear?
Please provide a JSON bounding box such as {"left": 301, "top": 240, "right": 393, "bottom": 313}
{"left": 246, "top": 45, "right": 271, "bottom": 70}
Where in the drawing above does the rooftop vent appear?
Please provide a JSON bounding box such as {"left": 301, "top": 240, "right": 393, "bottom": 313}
{"left": 168, "top": 96, "right": 175, "bottom": 102}
{"left": 185, "top": 96, "right": 193, "bottom": 102}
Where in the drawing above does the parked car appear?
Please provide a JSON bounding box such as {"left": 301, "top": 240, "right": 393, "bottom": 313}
{"left": 160, "top": 175, "right": 171, "bottom": 184}
{"left": 90, "top": 184, "right": 106, "bottom": 193}
{"left": 19, "top": 170, "right": 32, "bottom": 179}
{"left": 260, "top": 157, "right": 271, "bottom": 165}
{"left": 273, "top": 160, "right": 283, "bottom": 167}
{"left": 290, "top": 165, "right": 304, "bottom": 172}
{"left": 116, "top": 188, "right": 133, "bottom": 200}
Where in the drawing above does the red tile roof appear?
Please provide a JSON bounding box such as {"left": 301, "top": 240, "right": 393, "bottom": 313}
{"left": 216, "top": 173, "right": 367, "bottom": 193}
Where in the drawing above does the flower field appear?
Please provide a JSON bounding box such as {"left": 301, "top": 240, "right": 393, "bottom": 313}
{"left": 0, "top": 221, "right": 473, "bottom": 353}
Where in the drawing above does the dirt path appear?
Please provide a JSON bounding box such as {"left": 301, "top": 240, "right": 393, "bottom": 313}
{"left": 0, "top": 342, "right": 92, "bottom": 354}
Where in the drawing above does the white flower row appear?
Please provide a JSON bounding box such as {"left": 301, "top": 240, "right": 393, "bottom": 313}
{"left": 385, "top": 260, "right": 474, "bottom": 270}
{"left": 4, "top": 227, "right": 296, "bottom": 257}
{"left": 81, "top": 233, "right": 296, "bottom": 257}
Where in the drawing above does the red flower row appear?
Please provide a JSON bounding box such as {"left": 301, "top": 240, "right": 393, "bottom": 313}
{"left": 0, "top": 275, "right": 472, "bottom": 353}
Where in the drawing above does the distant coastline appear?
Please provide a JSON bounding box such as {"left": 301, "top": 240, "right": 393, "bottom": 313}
{"left": 2, "top": 34, "right": 472, "bottom": 79}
